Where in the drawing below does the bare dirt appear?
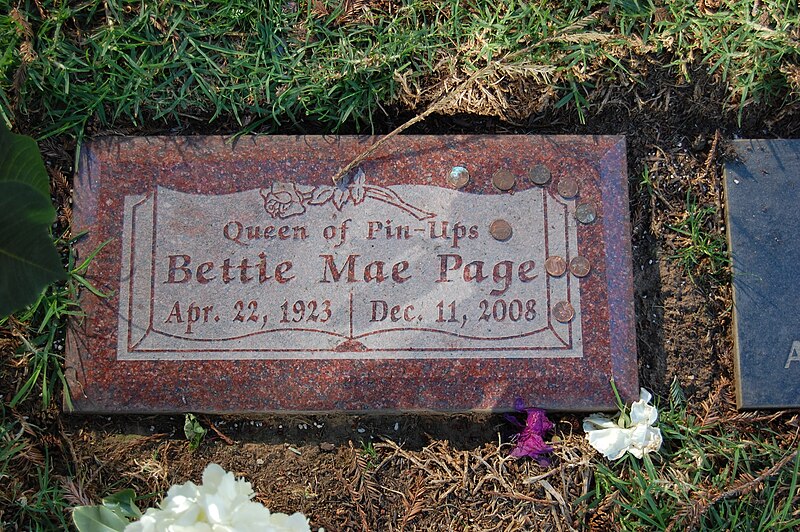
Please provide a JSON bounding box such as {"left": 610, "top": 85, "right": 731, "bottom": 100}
{"left": 3, "top": 54, "right": 800, "bottom": 530}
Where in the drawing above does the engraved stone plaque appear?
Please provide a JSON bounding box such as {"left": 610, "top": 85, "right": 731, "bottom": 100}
{"left": 67, "top": 136, "right": 637, "bottom": 412}
{"left": 725, "top": 139, "right": 800, "bottom": 408}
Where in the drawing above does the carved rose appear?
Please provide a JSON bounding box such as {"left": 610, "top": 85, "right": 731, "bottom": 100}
{"left": 260, "top": 183, "right": 306, "bottom": 219}
{"left": 258, "top": 169, "right": 435, "bottom": 221}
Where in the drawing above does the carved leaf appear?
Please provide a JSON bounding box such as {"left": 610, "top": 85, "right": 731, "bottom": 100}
{"left": 353, "top": 168, "right": 365, "bottom": 186}
{"left": 350, "top": 168, "right": 366, "bottom": 204}
{"left": 351, "top": 184, "right": 366, "bottom": 205}
{"left": 332, "top": 186, "right": 349, "bottom": 210}
{"left": 308, "top": 186, "right": 334, "bottom": 205}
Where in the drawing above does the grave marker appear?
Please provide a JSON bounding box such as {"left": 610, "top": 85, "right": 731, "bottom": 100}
{"left": 725, "top": 139, "right": 800, "bottom": 408}
{"left": 66, "top": 135, "right": 637, "bottom": 412}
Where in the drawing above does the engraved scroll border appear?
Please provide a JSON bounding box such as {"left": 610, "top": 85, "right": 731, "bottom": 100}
{"left": 117, "top": 186, "right": 583, "bottom": 360}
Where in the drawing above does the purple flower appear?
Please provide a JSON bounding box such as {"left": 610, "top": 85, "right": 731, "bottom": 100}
{"left": 509, "top": 403, "right": 554, "bottom": 464}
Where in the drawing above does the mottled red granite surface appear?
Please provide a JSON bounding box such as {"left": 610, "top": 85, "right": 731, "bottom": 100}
{"left": 66, "top": 135, "right": 637, "bottom": 413}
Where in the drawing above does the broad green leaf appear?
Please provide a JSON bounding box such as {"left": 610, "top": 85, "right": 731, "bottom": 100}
{"left": 71, "top": 505, "right": 129, "bottom": 532}
{"left": 0, "top": 121, "right": 50, "bottom": 198}
{"left": 0, "top": 182, "right": 66, "bottom": 318}
{"left": 103, "top": 489, "right": 142, "bottom": 520}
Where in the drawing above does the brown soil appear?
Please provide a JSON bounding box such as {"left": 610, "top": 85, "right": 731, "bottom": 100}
{"left": 4, "top": 55, "right": 800, "bottom": 530}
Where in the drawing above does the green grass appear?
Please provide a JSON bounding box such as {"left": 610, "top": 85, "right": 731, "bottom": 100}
{"left": 1, "top": 234, "right": 110, "bottom": 411}
{"left": 360, "top": 439, "right": 378, "bottom": 469}
{"left": 0, "top": 408, "right": 71, "bottom": 530}
{"left": 1, "top": 0, "right": 799, "bottom": 140}
{"left": 584, "top": 380, "right": 800, "bottom": 531}
{"left": 668, "top": 190, "right": 729, "bottom": 280}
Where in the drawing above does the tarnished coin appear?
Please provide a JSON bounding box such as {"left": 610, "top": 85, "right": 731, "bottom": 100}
{"left": 527, "top": 165, "right": 551, "bottom": 185}
{"left": 553, "top": 301, "right": 575, "bottom": 323}
{"left": 448, "top": 166, "right": 470, "bottom": 189}
{"left": 492, "top": 168, "right": 516, "bottom": 191}
{"left": 570, "top": 256, "right": 591, "bottom": 277}
{"left": 544, "top": 255, "right": 567, "bottom": 277}
{"left": 557, "top": 178, "right": 579, "bottom": 199}
{"left": 489, "top": 219, "right": 513, "bottom": 241}
{"left": 575, "top": 202, "right": 597, "bottom": 224}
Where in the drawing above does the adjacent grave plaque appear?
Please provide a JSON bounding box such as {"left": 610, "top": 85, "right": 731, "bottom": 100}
{"left": 725, "top": 139, "right": 800, "bottom": 408}
{"left": 66, "top": 135, "right": 637, "bottom": 413}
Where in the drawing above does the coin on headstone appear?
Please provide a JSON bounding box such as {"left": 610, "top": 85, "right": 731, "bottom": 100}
{"left": 553, "top": 301, "right": 575, "bottom": 323}
{"left": 527, "top": 165, "right": 551, "bottom": 185}
{"left": 557, "top": 178, "right": 579, "bottom": 199}
{"left": 545, "top": 256, "right": 567, "bottom": 277}
{"left": 492, "top": 169, "right": 516, "bottom": 191}
{"left": 489, "top": 219, "right": 513, "bottom": 241}
{"left": 575, "top": 202, "right": 597, "bottom": 224}
{"left": 570, "top": 256, "right": 591, "bottom": 277}
{"left": 448, "top": 166, "right": 470, "bottom": 189}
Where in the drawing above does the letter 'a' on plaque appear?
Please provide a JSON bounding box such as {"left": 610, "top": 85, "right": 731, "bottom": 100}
{"left": 725, "top": 139, "right": 800, "bottom": 409}
{"left": 66, "top": 136, "right": 638, "bottom": 413}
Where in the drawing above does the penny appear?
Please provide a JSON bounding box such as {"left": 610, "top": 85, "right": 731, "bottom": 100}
{"left": 448, "top": 166, "right": 470, "bottom": 189}
{"left": 527, "top": 165, "right": 551, "bottom": 185}
{"left": 575, "top": 202, "right": 597, "bottom": 224}
{"left": 489, "top": 219, "right": 513, "bottom": 241}
{"left": 557, "top": 178, "right": 579, "bottom": 199}
{"left": 492, "top": 168, "right": 516, "bottom": 191}
{"left": 553, "top": 301, "right": 575, "bottom": 323}
{"left": 545, "top": 256, "right": 567, "bottom": 277}
{"left": 570, "top": 256, "right": 591, "bottom": 277}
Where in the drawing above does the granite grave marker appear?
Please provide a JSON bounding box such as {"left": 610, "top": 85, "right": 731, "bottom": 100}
{"left": 66, "top": 135, "right": 638, "bottom": 413}
{"left": 725, "top": 139, "right": 800, "bottom": 408}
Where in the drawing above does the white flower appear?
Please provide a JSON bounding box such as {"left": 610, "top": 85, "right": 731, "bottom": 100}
{"left": 125, "top": 464, "right": 314, "bottom": 532}
{"left": 583, "top": 388, "right": 663, "bottom": 460}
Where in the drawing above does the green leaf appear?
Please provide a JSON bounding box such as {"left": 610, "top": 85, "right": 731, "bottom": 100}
{"left": 0, "top": 121, "right": 50, "bottom": 198}
{"left": 102, "top": 489, "right": 142, "bottom": 520}
{"left": 0, "top": 182, "right": 66, "bottom": 318}
{"left": 71, "top": 505, "right": 130, "bottom": 532}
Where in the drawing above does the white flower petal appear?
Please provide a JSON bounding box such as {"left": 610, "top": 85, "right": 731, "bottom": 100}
{"left": 627, "top": 424, "right": 648, "bottom": 458}
{"left": 629, "top": 388, "right": 658, "bottom": 426}
{"left": 230, "top": 501, "right": 273, "bottom": 525}
{"left": 202, "top": 463, "right": 227, "bottom": 491}
{"left": 585, "top": 426, "right": 633, "bottom": 460}
{"left": 173, "top": 503, "right": 202, "bottom": 525}
{"left": 166, "top": 494, "right": 198, "bottom": 516}
{"left": 267, "top": 512, "right": 313, "bottom": 532}
{"left": 630, "top": 402, "right": 658, "bottom": 426}
{"left": 204, "top": 494, "right": 228, "bottom": 524}
{"left": 630, "top": 402, "right": 658, "bottom": 425}
{"left": 218, "top": 473, "right": 240, "bottom": 501}
{"left": 172, "top": 525, "right": 213, "bottom": 532}
{"left": 638, "top": 387, "right": 652, "bottom": 404}
{"left": 642, "top": 426, "right": 663, "bottom": 454}
{"left": 124, "top": 513, "right": 157, "bottom": 532}
{"left": 627, "top": 424, "right": 663, "bottom": 458}
{"left": 582, "top": 414, "right": 617, "bottom": 431}
{"left": 234, "top": 477, "right": 255, "bottom": 500}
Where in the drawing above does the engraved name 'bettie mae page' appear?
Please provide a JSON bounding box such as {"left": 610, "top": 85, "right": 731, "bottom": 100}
{"left": 67, "top": 136, "right": 637, "bottom": 413}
